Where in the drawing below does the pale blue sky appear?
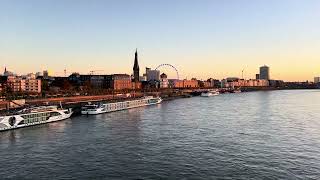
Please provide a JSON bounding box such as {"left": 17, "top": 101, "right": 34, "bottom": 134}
{"left": 0, "top": 0, "right": 319, "bottom": 80}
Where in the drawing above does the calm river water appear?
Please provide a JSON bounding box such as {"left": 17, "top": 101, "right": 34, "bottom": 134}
{"left": 1, "top": 90, "right": 320, "bottom": 179}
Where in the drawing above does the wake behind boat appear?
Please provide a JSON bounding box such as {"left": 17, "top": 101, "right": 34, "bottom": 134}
{"left": 81, "top": 96, "right": 162, "bottom": 115}
{"left": 0, "top": 106, "right": 73, "bottom": 132}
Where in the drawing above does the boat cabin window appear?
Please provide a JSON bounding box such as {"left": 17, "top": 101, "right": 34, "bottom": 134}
{"left": 50, "top": 112, "right": 61, "bottom": 117}
{"left": 83, "top": 105, "right": 98, "bottom": 110}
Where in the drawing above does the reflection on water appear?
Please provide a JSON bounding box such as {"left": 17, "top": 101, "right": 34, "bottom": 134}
{"left": 1, "top": 90, "right": 320, "bottom": 179}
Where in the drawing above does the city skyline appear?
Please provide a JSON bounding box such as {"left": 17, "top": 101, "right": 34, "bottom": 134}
{"left": 1, "top": 0, "right": 320, "bottom": 81}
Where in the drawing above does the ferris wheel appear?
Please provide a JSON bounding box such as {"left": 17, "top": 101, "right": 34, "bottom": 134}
{"left": 155, "top": 64, "right": 180, "bottom": 80}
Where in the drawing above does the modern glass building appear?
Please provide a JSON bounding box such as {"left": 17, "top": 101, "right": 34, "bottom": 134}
{"left": 259, "top": 65, "right": 270, "bottom": 80}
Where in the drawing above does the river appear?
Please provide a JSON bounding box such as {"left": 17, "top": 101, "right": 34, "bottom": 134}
{"left": 1, "top": 90, "right": 320, "bottom": 179}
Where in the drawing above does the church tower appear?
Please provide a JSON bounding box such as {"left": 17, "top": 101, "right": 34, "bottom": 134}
{"left": 133, "top": 49, "right": 140, "bottom": 82}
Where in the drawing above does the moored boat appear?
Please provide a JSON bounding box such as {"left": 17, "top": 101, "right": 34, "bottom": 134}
{"left": 0, "top": 106, "right": 73, "bottom": 132}
{"left": 201, "top": 90, "right": 220, "bottom": 97}
{"left": 81, "top": 96, "right": 162, "bottom": 115}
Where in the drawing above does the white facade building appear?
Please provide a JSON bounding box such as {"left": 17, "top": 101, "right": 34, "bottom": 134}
{"left": 160, "top": 73, "right": 169, "bottom": 88}
{"left": 7, "top": 74, "right": 41, "bottom": 93}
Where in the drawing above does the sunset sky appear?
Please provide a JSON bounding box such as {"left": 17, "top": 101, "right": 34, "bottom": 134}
{"left": 0, "top": 0, "right": 319, "bottom": 81}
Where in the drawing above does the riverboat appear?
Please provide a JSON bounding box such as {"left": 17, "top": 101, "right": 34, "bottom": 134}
{"left": 81, "top": 96, "right": 162, "bottom": 115}
{"left": 0, "top": 106, "right": 73, "bottom": 131}
{"left": 201, "top": 90, "right": 220, "bottom": 97}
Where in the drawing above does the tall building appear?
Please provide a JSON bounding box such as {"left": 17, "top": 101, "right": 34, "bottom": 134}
{"left": 133, "top": 49, "right": 140, "bottom": 82}
{"left": 314, "top": 77, "right": 320, "bottom": 84}
{"left": 259, "top": 65, "right": 270, "bottom": 80}
{"left": 147, "top": 70, "right": 160, "bottom": 81}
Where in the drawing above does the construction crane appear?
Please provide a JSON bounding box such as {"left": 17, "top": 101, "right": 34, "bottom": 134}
{"left": 89, "top": 70, "right": 104, "bottom": 75}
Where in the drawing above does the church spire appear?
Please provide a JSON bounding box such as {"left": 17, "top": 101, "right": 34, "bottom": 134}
{"left": 133, "top": 49, "right": 140, "bottom": 82}
{"left": 134, "top": 49, "right": 139, "bottom": 69}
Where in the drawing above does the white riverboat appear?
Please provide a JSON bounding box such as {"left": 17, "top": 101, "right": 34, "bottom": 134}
{"left": 0, "top": 106, "right": 73, "bottom": 132}
{"left": 81, "top": 96, "right": 162, "bottom": 115}
{"left": 201, "top": 90, "right": 220, "bottom": 97}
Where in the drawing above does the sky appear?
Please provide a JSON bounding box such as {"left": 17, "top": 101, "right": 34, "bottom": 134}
{"left": 0, "top": 0, "right": 319, "bottom": 81}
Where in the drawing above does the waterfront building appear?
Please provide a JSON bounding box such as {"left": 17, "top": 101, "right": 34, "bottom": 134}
{"left": 160, "top": 73, "right": 169, "bottom": 88}
{"left": 284, "top": 81, "right": 316, "bottom": 89}
{"left": 207, "top": 78, "right": 220, "bottom": 88}
{"left": 112, "top": 74, "right": 132, "bottom": 90}
{"left": 7, "top": 76, "right": 25, "bottom": 92}
{"left": 221, "top": 79, "right": 227, "bottom": 88}
{"left": 256, "top": 74, "right": 260, "bottom": 80}
{"left": 68, "top": 73, "right": 111, "bottom": 89}
{"left": 269, "top": 80, "right": 285, "bottom": 87}
{"left": 68, "top": 73, "right": 133, "bottom": 90}
{"left": 49, "top": 76, "right": 70, "bottom": 91}
{"left": 198, "top": 80, "right": 211, "bottom": 88}
{"left": 223, "top": 79, "right": 269, "bottom": 88}
{"left": 202, "top": 81, "right": 212, "bottom": 88}
{"left": 259, "top": 65, "right": 270, "bottom": 80}
{"left": 5, "top": 74, "right": 41, "bottom": 93}
{"left": 314, "top": 77, "right": 320, "bottom": 84}
{"left": 90, "top": 75, "right": 110, "bottom": 88}
{"left": 132, "top": 81, "right": 142, "bottom": 89}
{"left": 173, "top": 79, "right": 199, "bottom": 88}
{"left": 24, "top": 74, "right": 42, "bottom": 93}
{"left": 142, "top": 80, "right": 160, "bottom": 89}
